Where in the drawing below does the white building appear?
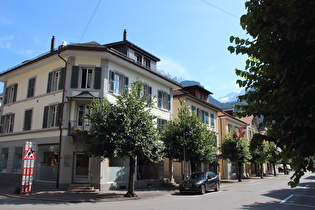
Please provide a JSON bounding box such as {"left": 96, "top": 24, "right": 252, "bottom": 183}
{"left": 0, "top": 32, "right": 181, "bottom": 190}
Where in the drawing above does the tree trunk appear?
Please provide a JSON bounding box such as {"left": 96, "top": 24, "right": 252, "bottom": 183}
{"left": 237, "top": 161, "right": 242, "bottom": 182}
{"left": 124, "top": 156, "right": 137, "bottom": 197}
{"left": 272, "top": 163, "right": 276, "bottom": 176}
{"left": 260, "top": 163, "right": 263, "bottom": 178}
{"left": 191, "top": 161, "right": 196, "bottom": 174}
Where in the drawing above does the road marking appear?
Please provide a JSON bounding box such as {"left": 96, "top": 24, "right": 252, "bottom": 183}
{"left": 280, "top": 194, "right": 294, "bottom": 204}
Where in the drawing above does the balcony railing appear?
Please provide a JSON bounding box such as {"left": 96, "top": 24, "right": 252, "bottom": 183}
{"left": 68, "top": 120, "right": 90, "bottom": 136}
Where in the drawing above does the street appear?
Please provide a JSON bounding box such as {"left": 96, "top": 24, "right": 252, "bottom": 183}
{"left": 1, "top": 172, "right": 314, "bottom": 210}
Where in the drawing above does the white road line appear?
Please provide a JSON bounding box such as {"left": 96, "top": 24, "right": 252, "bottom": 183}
{"left": 280, "top": 194, "right": 294, "bottom": 204}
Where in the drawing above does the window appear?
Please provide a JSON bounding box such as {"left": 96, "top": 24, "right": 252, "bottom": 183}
{"left": 135, "top": 53, "right": 142, "bottom": 64}
{"left": 12, "top": 147, "right": 22, "bottom": 173}
{"left": 0, "top": 113, "right": 15, "bottom": 134}
{"left": 109, "top": 70, "right": 129, "bottom": 94}
{"left": 77, "top": 104, "right": 90, "bottom": 128}
{"left": 24, "top": 109, "right": 33, "bottom": 131}
{"left": 210, "top": 113, "right": 215, "bottom": 127}
{"left": 158, "top": 90, "right": 171, "bottom": 110}
{"left": 191, "top": 106, "right": 196, "bottom": 113}
{"left": 0, "top": 148, "right": 8, "bottom": 173}
{"left": 137, "top": 158, "right": 159, "bottom": 180}
{"left": 47, "top": 69, "right": 64, "bottom": 93}
{"left": 27, "top": 77, "right": 36, "bottom": 98}
{"left": 157, "top": 118, "right": 168, "bottom": 132}
{"left": 43, "top": 104, "right": 61, "bottom": 128}
{"left": 35, "top": 144, "right": 59, "bottom": 181}
{"left": 144, "top": 58, "right": 151, "bottom": 68}
{"left": 140, "top": 84, "right": 152, "bottom": 102}
{"left": 4, "top": 84, "right": 18, "bottom": 104}
{"left": 70, "top": 66, "right": 102, "bottom": 89}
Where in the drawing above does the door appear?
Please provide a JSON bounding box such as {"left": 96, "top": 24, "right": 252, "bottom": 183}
{"left": 73, "top": 153, "right": 90, "bottom": 183}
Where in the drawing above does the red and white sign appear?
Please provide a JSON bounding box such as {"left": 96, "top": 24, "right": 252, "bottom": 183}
{"left": 21, "top": 141, "right": 36, "bottom": 194}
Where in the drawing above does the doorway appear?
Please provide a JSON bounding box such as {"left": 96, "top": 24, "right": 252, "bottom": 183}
{"left": 73, "top": 153, "right": 90, "bottom": 183}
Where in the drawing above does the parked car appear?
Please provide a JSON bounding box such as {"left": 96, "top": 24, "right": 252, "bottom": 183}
{"left": 179, "top": 171, "right": 220, "bottom": 194}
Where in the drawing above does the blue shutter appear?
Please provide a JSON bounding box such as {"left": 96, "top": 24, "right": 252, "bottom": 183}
{"left": 109, "top": 70, "right": 114, "bottom": 92}
{"left": 43, "top": 106, "right": 49, "bottom": 128}
{"left": 71, "top": 66, "right": 79, "bottom": 88}
{"left": 124, "top": 76, "right": 129, "bottom": 90}
{"left": 93, "top": 67, "right": 102, "bottom": 89}
{"left": 47, "top": 72, "right": 52, "bottom": 93}
{"left": 158, "top": 90, "right": 162, "bottom": 108}
{"left": 167, "top": 93, "right": 171, "bottom": 110}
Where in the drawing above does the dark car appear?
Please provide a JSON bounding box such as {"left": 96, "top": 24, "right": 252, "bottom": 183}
{"left": 179, "top": 171, "right": 220, "bottom": 194}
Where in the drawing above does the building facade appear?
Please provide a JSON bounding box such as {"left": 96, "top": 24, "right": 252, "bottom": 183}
{"left": 0, "top": 33, "right": 181, "bottom": 190}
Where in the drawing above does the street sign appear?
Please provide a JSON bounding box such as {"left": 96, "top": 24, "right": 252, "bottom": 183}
{"left": 20, "top": 141, "right": 36, "bottom": 194}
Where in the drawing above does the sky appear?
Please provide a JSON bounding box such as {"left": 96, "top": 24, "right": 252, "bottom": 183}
{"left": 0, "top": 0, "right": 249, "bottom": 99}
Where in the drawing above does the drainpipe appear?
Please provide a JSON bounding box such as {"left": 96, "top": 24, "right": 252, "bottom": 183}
{"left": 57, "top": 48, "right": 67, "bottom": 189}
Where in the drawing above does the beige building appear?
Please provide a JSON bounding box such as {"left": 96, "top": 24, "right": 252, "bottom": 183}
{"left": 0, "top": 32, "right": 181, "bottom": 190}
{"left": 165, "top": 83, "right": 222, "bottom": 183}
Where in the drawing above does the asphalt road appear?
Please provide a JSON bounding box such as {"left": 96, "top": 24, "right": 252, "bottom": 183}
{"left": 1, "top": 172, "right": 314, "bottom": 210}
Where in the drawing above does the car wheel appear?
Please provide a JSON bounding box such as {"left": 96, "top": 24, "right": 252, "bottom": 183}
{"left": 214, "top": 182, "right": 220, "bottom": 191}
{"left": 200, "top": 185, "right": 206, "bottom": 194}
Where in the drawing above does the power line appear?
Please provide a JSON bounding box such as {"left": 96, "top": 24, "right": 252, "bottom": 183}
{"left": 79, "top": 0, "right": 102, "bottom": 43}
{"left": 200, "top": 0, "right": 239, "bottom": 19}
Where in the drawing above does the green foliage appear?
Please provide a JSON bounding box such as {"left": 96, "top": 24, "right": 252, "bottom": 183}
{"left": 229, "top": 0, "right": 315, "bottom": 187}
{"left": 161, "top": 105, "right": 217, "bottom": 166}
{"left": 84, "top": 80, "right": 163, "bottom": 196}
{"left": 250, "top": 134, "right": 269, "bottom": 164}
{"left": 221, "top": 134, "right": 251, "bottom": 164}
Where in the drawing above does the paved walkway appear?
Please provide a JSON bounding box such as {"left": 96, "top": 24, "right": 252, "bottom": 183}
{"left": 0, "top": 176, "right": 275, "bottom": 203}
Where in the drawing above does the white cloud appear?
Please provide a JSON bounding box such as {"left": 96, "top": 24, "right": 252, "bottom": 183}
{"left": 157, "top": 56, "right": 191, "bottom": 80}
{"left": 0, "top": 35, "right": 14, "bottom": 49}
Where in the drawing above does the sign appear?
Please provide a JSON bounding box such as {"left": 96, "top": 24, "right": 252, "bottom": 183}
{"left": 20, "top": 141, "right": 36, "bottom": 194}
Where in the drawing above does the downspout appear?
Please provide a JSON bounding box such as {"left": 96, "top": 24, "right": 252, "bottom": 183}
{"left": 57, "top": 49, "right": 67, "bottom": 189}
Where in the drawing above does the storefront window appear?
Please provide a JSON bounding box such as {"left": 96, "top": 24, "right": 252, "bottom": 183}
{"left": 35, "top": 144, "right": 59, "bottom": 182}
{"left": 137, "top": 159, "right": 160, "bottom": 180}
{"left": 107, "top": 157, "right": 129, "bottom": 182}
{"left": 0, "top": 148, "right": 9, "bottom": 173}
{"left": 12, "top": 147, "right": 22, "bottom": 173}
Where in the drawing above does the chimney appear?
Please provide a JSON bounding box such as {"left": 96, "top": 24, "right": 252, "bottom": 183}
{"left": 50, "top": 36, "right": 55, "bottom": 52}
{"left": 123, "top": 29, "right": 127, "bottom": 41}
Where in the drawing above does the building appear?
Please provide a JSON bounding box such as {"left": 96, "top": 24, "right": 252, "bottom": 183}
{"left": 218, "top": 109, "right": 248, "bottom": 180}
{"left": 0, "top": 31, "right": 181, "bottom": 191}
{"left": 167, "top": 82, "right": 222, "bottom": 183}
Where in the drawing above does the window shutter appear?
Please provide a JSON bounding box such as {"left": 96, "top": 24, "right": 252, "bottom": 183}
{"left": 158, "top": 90, "right": 162, "bottom": 108}
{"left": 13, "top": 84, "right": 18, "bottom": 102}
{"left": 167, "top": 93, "right": 171, "bottom": 110}
{"left": 59, "top": 68, "right": 65, "bottom": 90}
{"left": 43, "top": 106, "right": 49, "bottom": 128}
{"left": 0, "top": 115, "right": 4, "bottom": 134}
{"left": 3, "top": 87, "right": 8, "bottom": 104}
{"left": 124, "top": 76, "right": 129, "bottom": 90}
{"left": 47, "top": 72, "right": 52, "bottom": 93}
{"left": 27, "top": 78, "right": 35, "bottom": 98}
{"left": 93, "top": 67, "right": 102, "bottom": 89}
{"left": 109, "top": 70, "right": 114, "bottom": 92}
{"left": 9, "top": 113, "right": 15, "bottom": 133}
{"left": 24, "top": 110, "right": 32, "bottom": 130}
{"left": 71, "top": 66, "right": 80, "bottom": 88}
{"left": 57, "top": 103, "right": 63, "bottom": 126}
{"left": 148, "top": 86, "right": 152, "bottom": 102}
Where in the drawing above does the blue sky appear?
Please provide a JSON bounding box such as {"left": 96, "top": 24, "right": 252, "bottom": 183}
{"left": 0, "top": 0, "right": 249, "bottom": 99}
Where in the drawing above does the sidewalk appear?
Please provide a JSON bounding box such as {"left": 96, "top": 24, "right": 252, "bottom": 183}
{"left": 0, "top": 175, "right": 277, "bottom": 203}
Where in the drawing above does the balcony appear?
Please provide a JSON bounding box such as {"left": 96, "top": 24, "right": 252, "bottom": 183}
{"left": 68, "top": 120, "right": 90, "bottom": 141}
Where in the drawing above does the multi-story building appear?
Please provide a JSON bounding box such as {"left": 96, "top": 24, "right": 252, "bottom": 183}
{"left": 0, "top": 31, "right": 181, "bottom": 190}
{"left": 218, "top": 109, "right": 248, "bottom": 180}
{"left": 167, "top": 82, "right": 222, "bottom": 182}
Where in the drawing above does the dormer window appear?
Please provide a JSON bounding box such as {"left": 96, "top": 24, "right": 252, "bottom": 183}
{"left": 135, "top": 53, "right": 142, "bottom": 64}
{"left": 144, "top": 58, "right": 151, "bottom": 68}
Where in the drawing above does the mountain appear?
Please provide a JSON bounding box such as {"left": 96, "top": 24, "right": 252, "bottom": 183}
{"left": 218, "top": 89, "right": 245, "bottom": 103}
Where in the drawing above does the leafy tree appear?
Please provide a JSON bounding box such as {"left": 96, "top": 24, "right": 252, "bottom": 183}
{"left": 162, "top": 105, "right": 217, "bottom": 175}
{"left": 267, "top": 141, "right": 281, "bottom": 176}
{"left": 228, "top": 0, "right": 315, "bottom": 187}
{"left": 249, "top": 134, "right": 269, "bottom": 178}
{"left": 221, "top": 134, "right": 251, "bottom": 182}
{"left": 84, "top": 80, "right": 163, "bottom": 197}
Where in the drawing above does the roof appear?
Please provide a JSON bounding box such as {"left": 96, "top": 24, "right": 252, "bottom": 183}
{"left": 218, "top": 111, "right": 247, "bottom": 125}
{"left": 173, "top": 89, "right": 222, "bottom": 112}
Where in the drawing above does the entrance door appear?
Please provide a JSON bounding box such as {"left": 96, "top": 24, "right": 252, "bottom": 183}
{"left": 73, "top": 153, "right": 90, "bottom": 183}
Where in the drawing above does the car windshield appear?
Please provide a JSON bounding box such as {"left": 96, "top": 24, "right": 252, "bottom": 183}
{"left": 190, "top": 172, "right": 206, "bottom": 180}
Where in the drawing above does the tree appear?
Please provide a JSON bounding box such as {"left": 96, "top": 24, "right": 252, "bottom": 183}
{"left": 249, "top": 134, "right": 269, "bottom": 178}
{"left": 84, "top": 80, "right": 163, "bottom": 197}
{"left": 228, "top": 0, "right": 315, "bottom": 187}
{"left": 162, "top": 105, "right": 217, "bottom": 176}
{"left": 267, "top": 141, "right": 281, "bottom": 176}
{"left": 221, "top": 134, "right": 251, "bottom": 182}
